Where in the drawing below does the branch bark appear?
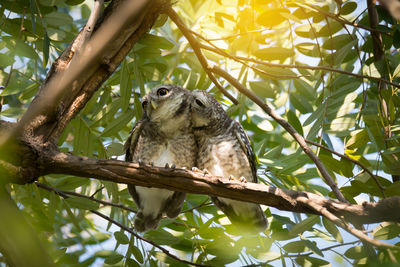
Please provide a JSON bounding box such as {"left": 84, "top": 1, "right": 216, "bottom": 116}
{"left": 40, "top": 150, "right": 400, "bottom": 227}
{"left": 14, "top": 0, "right": 169, "bottom": 145}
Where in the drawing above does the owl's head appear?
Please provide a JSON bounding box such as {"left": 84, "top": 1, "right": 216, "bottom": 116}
{"left": 190, "top": 90, "right": 230, "bottom": 131}
{"left": 142, "top": 84, "right": 190, "bottom": 124}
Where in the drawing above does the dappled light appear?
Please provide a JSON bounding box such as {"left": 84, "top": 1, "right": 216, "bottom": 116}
{"left": 0, "top": 0, "right": 399, "bottom": 266}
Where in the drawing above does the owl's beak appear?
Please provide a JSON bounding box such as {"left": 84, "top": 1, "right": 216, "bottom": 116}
{"left": 150, "top": 100, "right": 158, "bottom": 110}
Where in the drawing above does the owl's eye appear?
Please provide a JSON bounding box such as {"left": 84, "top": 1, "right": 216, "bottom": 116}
{"left": 142, "top": 100, "right": 148, "bottom": 110}
{"left": 195, "top": 99, "right": 205, "bottom": 107}
{"left": 157, "top": 88, "right": 169, "bottom": 96}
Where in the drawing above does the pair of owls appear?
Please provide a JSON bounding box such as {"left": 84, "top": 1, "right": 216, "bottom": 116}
{"left": 125, "top": 84, "right": 267, "bottom": 233}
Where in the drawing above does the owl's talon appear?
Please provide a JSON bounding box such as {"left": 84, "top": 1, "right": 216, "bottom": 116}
{"left": 138, "top": 159, "right": 144, "bottom": 166}
{"left": 203, "top": 168, "right": 210, "bottom": 175}
{"left": 240, "top": 176, "right": 247, "bottom": 183}
{"left": 165, "top": 163, "right": 169, "bottom": 168}
{"left": 229, "top": 175, "right": 236, "bottom": 181}
{"left": 192, "top": 167, "right": 201, "bottom": 172}
{"left": 171, "top": 164, "right": 176, "bottom": 169}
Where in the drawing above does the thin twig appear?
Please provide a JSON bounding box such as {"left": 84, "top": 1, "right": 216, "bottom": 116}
{"left": 281, "top": 241, "right": 360, "bottom": 258}
{"left": 297, "top": 196, "right": 398, "bottom": 249}
{"left": 74, "top": 0, "right": 104, "bottom": 56}
{"left": 305, "top": 140, "right": 386, "bottom": 198}
{"left": 191, "top": 30, "right": 304, "bottom": 79}
{"left": 300, "top": 2, "right": 391, "bottom": 37}
{"left": 198, "top": 43, "right": 400, "bottom": 89}
{"left": 35, "top": 182, "right": 137, "bottom": 213}
{"left": 166, "top": 9, "right": 238, "bottom": 105}
{"left": 36, "top": 182, "right": 208, "bottom": 266}
{"left": 91, "top": 210, "right": 210, "bottom": 267}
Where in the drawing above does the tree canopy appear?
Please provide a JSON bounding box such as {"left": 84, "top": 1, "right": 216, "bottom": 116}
{"left": 0, "top": 0, "right": 400, "bottom": 266}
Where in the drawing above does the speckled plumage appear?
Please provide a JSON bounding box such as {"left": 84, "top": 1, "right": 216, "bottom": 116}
{"left": 191, "top": 90, "right": 268, "bottom": 232}
{"left": 125, "top": 85, "right": 196, "bottom": 232}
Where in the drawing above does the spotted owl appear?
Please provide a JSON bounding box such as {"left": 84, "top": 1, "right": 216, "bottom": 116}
{"left": 190, "top": 90, "right": 268, "bottom": 232}
{"left": 125, "top": 84, "right": 196, "bottom": 232}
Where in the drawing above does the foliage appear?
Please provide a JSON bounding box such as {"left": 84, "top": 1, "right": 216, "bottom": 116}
{"left": 1, "top": 0, "right": 400, "bottom": 266}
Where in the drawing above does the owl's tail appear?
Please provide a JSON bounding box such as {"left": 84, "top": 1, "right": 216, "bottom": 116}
{"left": 212, "top": 197, "right": 268, "bottom": 233}
{"left": 134, "top": 212, "right": 162, "bottom": 232}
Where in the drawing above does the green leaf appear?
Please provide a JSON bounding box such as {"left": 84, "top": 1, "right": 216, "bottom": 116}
{"left": 283, "top": 241, "right": 307, "bottom": 253}
{"left": 106, "top": 142, "right": 125, "bottom": 157}
{"left": 344, "top": 246, "right": 366, "bottom": 259}
{"left": 39, "top": 0, "right": 65, "bottom": 6}
{"left": 382, "top": 146, "right": 400, "bottom": 154}
{"left": 104, "top": 254, "right": 124, "bottom": 265}
{"left": 253, "top": 47, "right": 294, "bottom": 61}
{"left": 293, "top": 79, "right": 314, "bottom": 101}
{"left": 296, "top": 42, "right": 320, "bottom": 57}
{"left": 322, "top": 217, "right": 343, "bottom": 243}
{"left": 44, "top": 12, "right": 73, "bottom": 26}
{"left": 120, "top": 60, "right": 132, "bottom": 112}
{"left": 125, "top": 258, "right": 141, "bottom": 267}
{"left": 341, "top": 1, "right": 357, "bottom": 15}
{"left": 328, "top": 114, "right": 356, "bottom": 132}
{"left": 64, "top": 196, "right": 99, "bottom": 210}
{"left": 287, "top": 110, "right": 304, "bottom": 136}
{"left": 295, "top": 24, "right": 321, "bottom": 38}
{"left": 144, "top": 230, "right": 181, "bottom": 245}
{"left": 290, "top": 93, "right": 313, "bottom": 114}
{"left": 319, "top": 154, "right": 353, "bottom": 177}
{"left": 345, "top": 129, "right": 369, "bottom": 150}
{"left": 322, "top": 34, "right": 354, "bottom": 50}
{"left": 138, "top": 34, "right": 174, "bottom": 50}
{"left": 4, "top": 37, "right": 39, "bottom": 59}
{"left": 295, "top": 256, "right": 330, "bottom": 266}
{"left": 47, "top": 28, "right": 66, "bottom": 41}
{"left": 300, "top": 236, "right": 324, "bottom": 257}
{"left": 257, "top": 8, "right": 291, "bottom": 27}
{"left": 114, "top": 231, "right": 130, "bottom": 244}
{"left": 249, "top": 81, "right": 277, "bottom": 98}
{"left": 373, "top": 223, "right": 400, "bottom": 240}
{"left": 43, "top": 32, "right": 50, "bottom": 67}
{"left": 318, "top": 21, "right": 343, "bottom": 37}
{"left": 289, "top": 215, "right": 320, "bottom": 236}
{"left": 333, "top": 40, "right": 357, "bottom": 65}
{"left": 130, "top": 245, "right": 144, "bottom": 264}
{"left": 0, "top": 53, "right": 15, "bottom": 67}
{"left": 82, "top": 233, "right": 111, "bottom": 245}
{"left": 100, "top": 110, "right": 135, "bottom": 137}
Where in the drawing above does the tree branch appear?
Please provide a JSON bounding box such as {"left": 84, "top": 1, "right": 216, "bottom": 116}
{"left": 12, "top": 0, "right": 169, "bottom": 146}
{"left": 35, "top": 182, "right": 137, "bottom": 213}
{"left": 35, "top": 181, "right": 206, "bottom": 266}
{"left": 305, "top": 140, "right": 386, "bottom": 198}
{"left": 379, "top": 0, "right": 400, "bottom": 21}
{"left": 197, "top": 42, "right": 400, "bottom": 89}
{"left": 91, "top": 210, "right": 210, "bottom": 267}
{"left": 40, "top": 151, "right": 400, "bottom": 227}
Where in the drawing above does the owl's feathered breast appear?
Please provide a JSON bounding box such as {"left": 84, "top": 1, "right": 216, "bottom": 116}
{"left": 196, "top": 121, "right": 256, "bottom": 182}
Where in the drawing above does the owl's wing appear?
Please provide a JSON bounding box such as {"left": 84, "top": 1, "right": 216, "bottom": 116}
{"left": 124, "top": 120, "right": 145, "bottom": 207}
{"left": 233, "top": 121, "right": 258, "bottom": 182}
{"left": 124, "top": 119, "right": 145, "bottom": 162}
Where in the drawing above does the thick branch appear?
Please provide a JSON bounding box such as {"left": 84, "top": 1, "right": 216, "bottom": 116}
{"left": 379, "top": 0, "right": 400, "bottom": 21}
{"left": 14, "top": 0, "right": 169, "bottom": 145}
{"left": 41, "top": 151, "right": 400, "bottom": 226}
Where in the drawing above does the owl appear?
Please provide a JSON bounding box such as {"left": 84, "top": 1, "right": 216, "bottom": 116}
{"left": 190, "top": 90, "right": 268, "bottom": 232}
{"left": 125, "top": 84, "right": 196, "bottom": 232}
